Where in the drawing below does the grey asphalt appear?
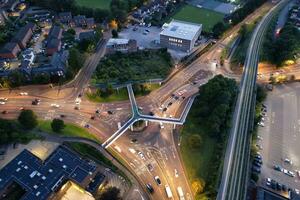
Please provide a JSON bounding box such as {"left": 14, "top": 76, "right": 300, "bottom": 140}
{"left": 259, "top": 83, "right": 300, "bottom": 194}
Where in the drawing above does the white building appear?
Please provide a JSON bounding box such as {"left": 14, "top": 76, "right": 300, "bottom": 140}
{"left": 160, "top": 20, "right": 202, "bottom": 52}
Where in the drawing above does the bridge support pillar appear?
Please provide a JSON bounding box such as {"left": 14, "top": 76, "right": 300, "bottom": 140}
{"left": 173, "top": 124, "right": 176, "bottom": 130}
{"left": 130, "top": 125, "right": 134, "bottom": 131}
{"left": 145, "top": 120, "right": 148, "bottom": 127}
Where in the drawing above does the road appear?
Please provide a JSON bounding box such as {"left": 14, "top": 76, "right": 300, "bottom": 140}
{"left": 217, "top": 1, "right": 291, "bottom": 200}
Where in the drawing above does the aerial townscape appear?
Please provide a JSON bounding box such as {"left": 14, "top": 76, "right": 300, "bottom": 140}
{"left": 0, "top": 0, "right": 299, "bottom": 200}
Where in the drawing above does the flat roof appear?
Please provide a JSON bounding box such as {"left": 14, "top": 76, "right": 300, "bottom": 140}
{"left": 160, "top": 19, "right": 202, "bottom": 40}
{"left": 107, "top": 38, "right": 130, "bottom": 46}
{"left": 0, "top": 146, "right": 97, "bottom": 200}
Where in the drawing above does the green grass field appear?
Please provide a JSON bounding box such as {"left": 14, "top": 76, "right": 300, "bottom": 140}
{"left": 172, "top": 5, "right": 224, "bottom": 32}
{"left": 75, "top": 0, "right": 111, "bottom": 10}
{"left": 86, "top": 88, "right": 129, "bottom": 103}
{"left": 38, "top": 120, "right": 100, "bottom": 142}
{"left": 180, "top": 117, "right": 217, "bottom": 184}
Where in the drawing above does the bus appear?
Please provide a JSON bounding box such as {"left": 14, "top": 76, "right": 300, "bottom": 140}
{"left": 177, "top": 187, "right": 185, "bottom": 200}
{"left": 165, "top": 185, "right": 173, "bottom": 198}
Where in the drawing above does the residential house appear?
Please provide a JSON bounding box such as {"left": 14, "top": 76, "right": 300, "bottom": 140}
{"left": 73, "top": 15, "right": 86, "bottom": 27}
{"left": 0, "top": 42, "right": 21, "bottom": 59}
{"left": 58, "top": 12, "right": 72, "bottom": 24}
{"left": 46, "top": 25, "right": 63, "bottom": 56}
{"left": 32, "top": 50, "right": 69, "bottom": 76}
{"left": 86, "top": 18, "right": 95, "bottom": 29}
{"left": 79, "top": 31, "right": 96, "bottom": 41}
{"left": 12, "top": 22, "right": 36, "bottom": 49}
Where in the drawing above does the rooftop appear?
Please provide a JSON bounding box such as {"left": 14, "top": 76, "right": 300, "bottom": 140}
{"left": 0, "top": 145, "right": 97, "bottom": 200}
{"left": 107, "top": 38, "right": 130, "bottom": 46}
{"left": 160, "top": 19, "right": 202, "bottom": 40}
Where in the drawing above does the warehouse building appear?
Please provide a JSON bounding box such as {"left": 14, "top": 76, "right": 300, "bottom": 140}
{"left": 160, "top": 20, "right": 202, "bottom": 52}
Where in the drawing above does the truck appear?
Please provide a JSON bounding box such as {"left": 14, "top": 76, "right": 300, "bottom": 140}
{"left": 165, "top": 185, "right": 173, "bottom": 198}
{"left": 177, "top": 187, "right": 185, "bottom": 200}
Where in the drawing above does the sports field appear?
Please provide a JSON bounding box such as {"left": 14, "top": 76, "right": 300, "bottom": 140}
{"left": 75, "top": 0, "right": 111, "bottom": 10}
{"left": 172, "top": 5, "right": 224, "bottom": 32}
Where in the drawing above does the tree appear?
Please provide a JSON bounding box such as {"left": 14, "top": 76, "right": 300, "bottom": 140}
{"left": 212, "top": 22, "right": 226, "bottom": 38}
{"left": 18, "top": 110, "right": 38, "bottom": 130}
{"left": 112, "top": 29, "right": 118, "bottom": 38}
{"left": 256, "top": 84, "right": 267, "bottom": 103}
{"left": 51, "top": 118, "right": 65, "bottom": 132}
{"left": 97, "top": 187, "right": 121, "bottom": 200}
{"left": 188, "top": 134, "right": 202, "bottom": 149}
{"left": 9, "top": 70, "right": 26, "bottom": 87}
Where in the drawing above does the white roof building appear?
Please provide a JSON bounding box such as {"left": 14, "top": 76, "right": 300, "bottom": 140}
{"left": 160, "top": 20, "right": 202, "bottom": 52}
{"left": 160, "top": 20, "right": 202, "bottom": 41}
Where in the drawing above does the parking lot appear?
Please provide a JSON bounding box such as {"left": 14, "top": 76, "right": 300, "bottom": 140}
{"left": 258, "top": 83, "right": 300, "bottom": 196}
{"left": 119, "top": 25, "right": 161, "bottom": 49}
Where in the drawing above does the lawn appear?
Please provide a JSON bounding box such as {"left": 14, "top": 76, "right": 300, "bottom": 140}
{"left": 180, "top": 117, "right": 217, "bottom": 198}
{"left": 172, "top": 5, "right": 224, "bottom": 32}
{"left": 75, "top": 0, "right": 111, "bottom": 10}
{"left": 38, "top": 120, "right": 100, "bottom": 142}
{"left": 86, "top": 83, "right": 161, "bottom": 103}
{"left": 86, "top": 87, "right": 129, "bottom": 103}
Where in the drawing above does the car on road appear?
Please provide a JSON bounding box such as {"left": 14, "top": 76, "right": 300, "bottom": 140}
{"left": 95, "top": 109, "right": 100, "bottom": 114}
{"left": 174, "top": 169, "right": 179, "bottom": 178}
{"left": 20, "top": 92, "right": 28, "bottom": 96}
{"left": 146, "top": 183, "right": 154, "bottom": 193}
{"left": 154, "top": 176, "right": 161, "bottom": 185}
{"left": 0, "top": 101, "right": 5, "bottom": 105}
{"left": 130, "top": 139, "right": 137, "bottom": 143}
{"left": 107, "top": 110, "right": 113, "bottom": 115}
{"left": 295, "top": 189, "right": 300, "bottom": 194}
{"left": 2, "top": 110, "right": 7, "bottom": 114}
{"left": 138, "top": 152, "right": 145, "bottom": 160}
{"left": 147, "top": 164, "right": 153, "bottom": 171}
{"left": 149, "top": 111, "right": 154, "bottom": 116}
{"left": 90, "top": 116, "right": 95, "bottom": 120}
{"left": 84, "top": 124, "right": 90, "bottom": 128}
{"left": 51, "top": 104, "right": 60, "bottom": 108}
{"left": 74, "top": 106, "right": 80, "bottom": 110}
{"left": 60, "top": 114, "right": 65, "bottom": 118}
{"left": 32, "top": 99, "right": 40, "bottom": 105}
{"left": 162, "top": 107, "right": 167, "bottom": 112}
{"left": 284, "top": 158, "right": 292, "bottom": 165}
{"left": 0, "top": 98, "right": 8, "bottom": 101}
{"left": 274, "top": 165, "right": 283, "bottom": 172}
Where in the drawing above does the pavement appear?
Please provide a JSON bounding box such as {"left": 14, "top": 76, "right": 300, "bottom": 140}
{"left": 258, "top": 83, "right": 300, "bottom": 196}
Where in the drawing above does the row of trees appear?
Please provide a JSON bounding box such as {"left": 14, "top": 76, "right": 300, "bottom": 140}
{"left": 28, "top": 0, "right": 147, "bottom": 24}
{"left": 262, "top": 21, "right": 300, "bottom": 67}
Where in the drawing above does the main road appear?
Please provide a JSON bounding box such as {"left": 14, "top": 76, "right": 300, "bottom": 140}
{"left": 217, "top": 1, "right": 290, "bottom": 200}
